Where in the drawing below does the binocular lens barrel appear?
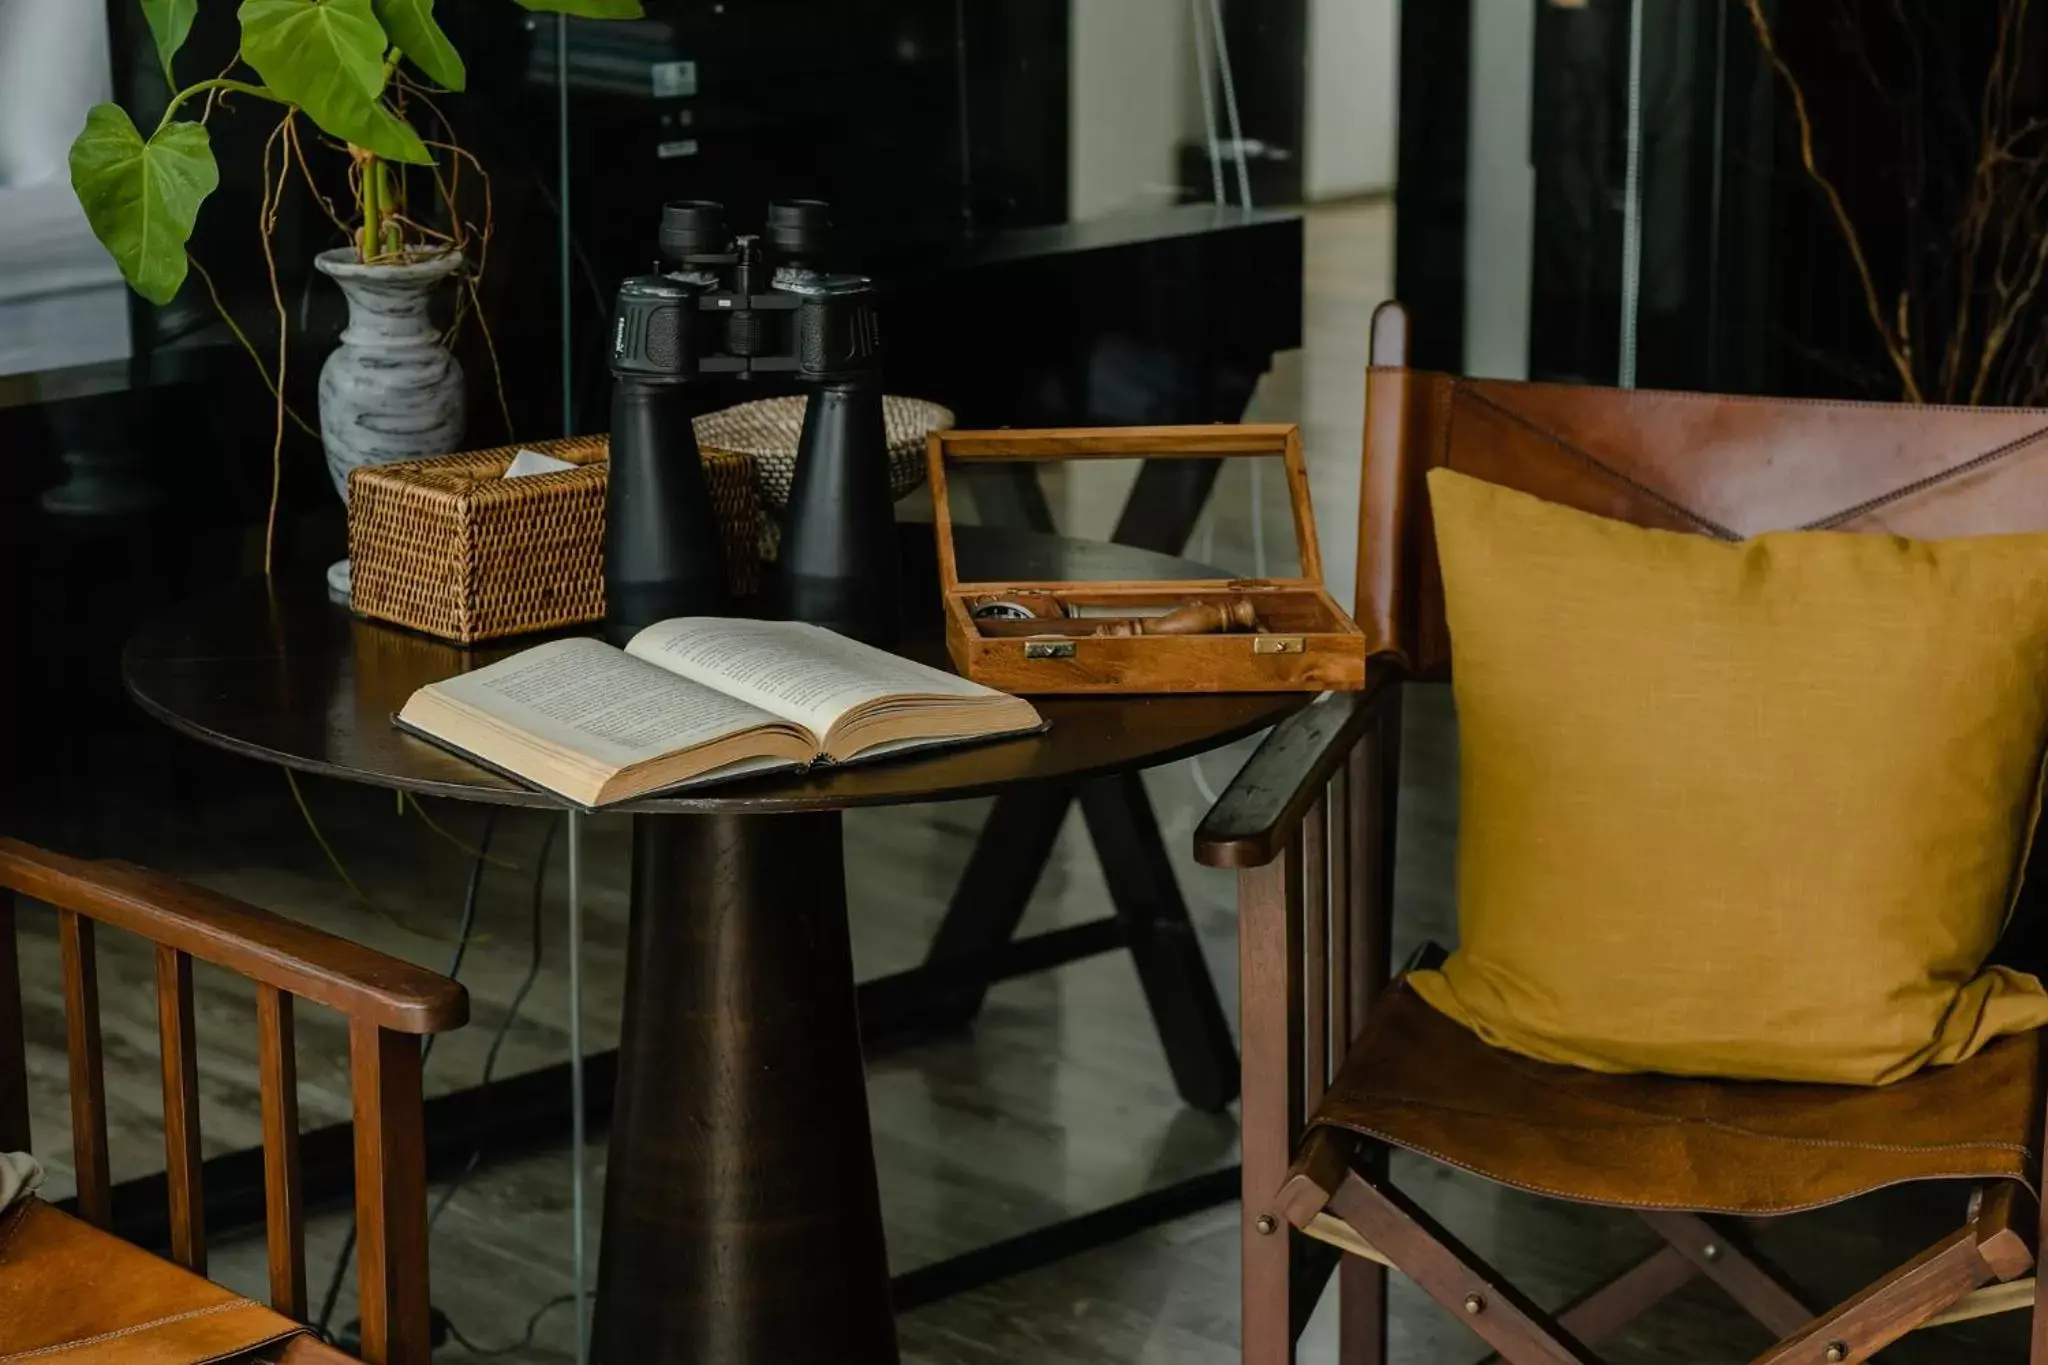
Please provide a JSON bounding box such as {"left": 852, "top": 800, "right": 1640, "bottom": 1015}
{"left": 766, "top": 199, "right": 831, "bottom": 258}
{"left": 659, "top": 199, "right": 728, "bottom": 261}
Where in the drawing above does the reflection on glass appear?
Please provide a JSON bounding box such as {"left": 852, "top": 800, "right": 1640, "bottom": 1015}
{"left": 0, "top": 0, "right": 129, "bottom": 376}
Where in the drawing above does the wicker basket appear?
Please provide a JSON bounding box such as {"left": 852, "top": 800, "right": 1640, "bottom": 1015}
{"left": 346, "top": 435, "right": 759, "bottom": 644}
{"left": 695, "top": 394, "right": 953, "bottom": 557}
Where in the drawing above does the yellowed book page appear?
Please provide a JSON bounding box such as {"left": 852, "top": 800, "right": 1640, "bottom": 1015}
{"left": 625, "top": 618, "right": 1003, "bottom": 737}
{"left": 412, "top": 636, "right": 803, "bottom": 772}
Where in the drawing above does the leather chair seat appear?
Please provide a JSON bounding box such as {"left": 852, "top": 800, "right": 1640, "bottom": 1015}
{"left": 0, "top": 1198, "right": 305, "bottom": 1364}
{"left": 1313, "top": 981, "right": 2043, "bottom": 1215}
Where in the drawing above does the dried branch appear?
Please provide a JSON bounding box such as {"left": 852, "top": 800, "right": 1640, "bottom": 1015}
{"left": 283, "top": 116, "right": 353, "bottom": 240}
{"left": 259, "top": 112, "right": 293, "bottom": 577}
{"left": 1757, "top": 0, "right": 2048, "bottom": 407}
{"left": 1971, "top": 165, "right": 2048, "bottom": 401}
{"left": 1944, "top": 0, "right": 2020, "bottom": 399}
{"left": 1746, "top": 0, "right": 1925, "bottom": 401}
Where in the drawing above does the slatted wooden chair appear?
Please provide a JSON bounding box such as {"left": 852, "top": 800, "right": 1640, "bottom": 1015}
{"left": 1196, "top": 301, "right": 2048, "bottom": 1363}
{"left": 0, "top": 838, "right": 468, "bottom": 1364}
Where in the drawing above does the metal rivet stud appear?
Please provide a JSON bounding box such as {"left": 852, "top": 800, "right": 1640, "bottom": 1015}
{"left": 1702, "top": 1243, "right": 1722, "bottom": 1262}
{"left": 1463, "top": 1292, "right": 1486, "bottom": 1315}
{"left": 1823, "top": 1343, "right": 1848, "bottom": 1363}
{"left": 1254, "top": 1214, "right": 1278, "bottom": 1235}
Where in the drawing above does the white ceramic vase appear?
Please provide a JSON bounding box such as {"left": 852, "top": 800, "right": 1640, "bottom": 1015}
{"left": 315, "top": 247, "right": 465, "bottom": 598}
{"left": 315, "top": 247, "right": 465, "bottom": 501}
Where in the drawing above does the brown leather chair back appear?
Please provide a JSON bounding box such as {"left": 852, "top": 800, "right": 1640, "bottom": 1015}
{"left": 1359, "top": 302, "right": 2048, "bottom": 676}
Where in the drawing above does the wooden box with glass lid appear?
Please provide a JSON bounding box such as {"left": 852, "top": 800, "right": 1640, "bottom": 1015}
{"left": 927, "top": 424, "right": 1367, "bottom": 694}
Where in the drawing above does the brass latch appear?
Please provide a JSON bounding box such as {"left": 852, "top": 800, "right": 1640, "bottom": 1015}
{"left": 1253, "top": 636, "right": 1305, "bottom": 655}
{"left": 1024, "top": 640, "right": 1077, "bottom": 660}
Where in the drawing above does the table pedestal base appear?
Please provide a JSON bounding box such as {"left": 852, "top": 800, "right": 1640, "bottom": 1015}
{"left": 596, "top": 811, "right": 898, "bottom": 1364}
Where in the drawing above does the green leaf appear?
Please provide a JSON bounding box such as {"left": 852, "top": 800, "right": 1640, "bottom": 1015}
{"left": 69, "top": 104, "right": 219, "bottom": 306}
{"left": 325, "top": 97, "right": 435, "bottom": 164}
{"left": 239, "top": 0, "right": 385, "bottom": 105}
{"left": 140, "top": 0, "right": 198, "bottom": 82}
{"left": 513, "top": 0, "right": 645, "bottom": 18}
{"left": 373, "top": 0, "right": 465, "bottom": 91}
{"left": 238, "top": 0, "right": 398, "bottom": 150}
{"left": 239, "top": 0, "right": 432, "bottom": 163}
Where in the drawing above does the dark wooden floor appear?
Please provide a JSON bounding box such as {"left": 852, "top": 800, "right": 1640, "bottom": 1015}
{"left": 10, "top": 204, "right": 2031, "bottom": 1359}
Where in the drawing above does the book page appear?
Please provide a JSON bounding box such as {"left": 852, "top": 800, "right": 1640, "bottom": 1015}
{"left": 625, "top": 618, "right": 1000, "bottom": 738}
{"left": 422, "top": 637, "right": 800, "bottom": 770}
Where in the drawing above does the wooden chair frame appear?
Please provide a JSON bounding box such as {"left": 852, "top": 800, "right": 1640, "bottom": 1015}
{"left": 1193, "top": 304, "right": 2048, "bottom": 1363}
{"left": 0, "top": 838, "right": 469, "bottom": 1365}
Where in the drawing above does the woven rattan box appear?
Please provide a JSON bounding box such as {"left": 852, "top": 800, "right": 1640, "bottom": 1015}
{"left": 346, "top": 434, "right": 758, "bottom": 644}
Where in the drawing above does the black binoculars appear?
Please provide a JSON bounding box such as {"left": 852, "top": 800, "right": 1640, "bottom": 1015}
{"left": 605, "top": 199, "right": 899, "bottom": 647}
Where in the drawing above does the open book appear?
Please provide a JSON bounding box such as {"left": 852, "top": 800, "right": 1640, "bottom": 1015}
{"left": 396, "top": 618, "right": 1045, "bottom": 807}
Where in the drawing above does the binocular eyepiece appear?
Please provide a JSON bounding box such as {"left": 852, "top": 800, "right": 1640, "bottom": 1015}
{"left": 658, "top": 198, "right": 833, "bottom": 266}
{"left": 657, "top": 199, "right": 726, "bottom": 260}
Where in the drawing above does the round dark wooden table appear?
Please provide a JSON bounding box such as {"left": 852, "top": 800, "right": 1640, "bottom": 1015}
{"left": 123, "top": 525, "right": 1301, "bottom": 1365}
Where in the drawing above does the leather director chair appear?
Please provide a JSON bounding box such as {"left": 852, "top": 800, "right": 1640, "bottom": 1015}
{"left": 0, "top": 839, "right": 468, "bottom": 1364}
{"left": 1195, "top": 301, "right": 2048, "bottom": 1363}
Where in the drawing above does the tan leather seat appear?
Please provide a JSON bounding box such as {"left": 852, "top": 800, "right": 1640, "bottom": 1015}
{"left": 1315, "top": 981, "right": 2041, "bottom": 1216}
{"left": 0, "top": 1198, "right": 304, "bottom": 1364}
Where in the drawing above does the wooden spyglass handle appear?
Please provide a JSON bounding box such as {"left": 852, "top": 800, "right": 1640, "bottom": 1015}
{"left": 1092, "top": 598, "right": 1261, "bottom": 637}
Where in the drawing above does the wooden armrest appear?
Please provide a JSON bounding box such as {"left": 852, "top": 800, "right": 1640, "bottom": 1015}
{"left": 0, "top": 839, "right": 468, "bottom": 1035}
{"left": 1193, "top": 664, "right": 1400, "bottom": 870}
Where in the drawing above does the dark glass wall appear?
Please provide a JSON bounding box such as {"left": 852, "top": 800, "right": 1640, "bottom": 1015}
{"left": 1391, "top": 0, "right": 1470, "bottom": 372}
{"left": 3, "top": 1, "right": 1303, "bottom": 842}
{"left": 1396, "top": 0, "right": 2048, "bottom": 402}
{"left": 549, "top": 1, "right": 1070, "bottom": 435}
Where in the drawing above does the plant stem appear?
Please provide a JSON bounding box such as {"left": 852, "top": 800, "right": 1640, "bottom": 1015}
{"left": 155, "top": 78, "right": 275, "bottom": 136}
{"left": 377, "top": 157, "right": 402, "bottom": 256}
{"left": 359, "top": 150, "right": 381, "bottom": 260}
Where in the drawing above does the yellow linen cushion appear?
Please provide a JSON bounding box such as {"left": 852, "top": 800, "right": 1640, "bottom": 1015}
{"left": 1408, "top": 468, "right": 2048, "bottom": 1085}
